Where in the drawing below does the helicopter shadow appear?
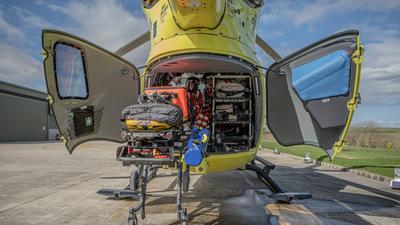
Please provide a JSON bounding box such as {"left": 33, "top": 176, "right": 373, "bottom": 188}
{"left": 267, "top": 162, "right": 400, "bottom": 225}
{"left": 142, "top": 161, "right": 400, "bottom": 225}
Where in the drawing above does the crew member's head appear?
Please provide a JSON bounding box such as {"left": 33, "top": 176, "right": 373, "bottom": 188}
{"left": 159, "top": 73, "right": 174, "bottom": 86}
{"left": 186, "top": 77, "right": 199, "bottom": 92}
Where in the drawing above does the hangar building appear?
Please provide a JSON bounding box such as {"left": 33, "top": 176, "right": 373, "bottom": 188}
{"left": 0, "top": 81, "right": 58, "bottom": 142}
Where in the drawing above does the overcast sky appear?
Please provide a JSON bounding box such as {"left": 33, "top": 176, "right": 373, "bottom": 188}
{"left": 0, "top": 0, "right": 399, "bottom": 127}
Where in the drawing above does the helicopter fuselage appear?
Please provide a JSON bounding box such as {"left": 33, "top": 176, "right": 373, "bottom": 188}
{"left": 141, "top": 0, "right": 264, "bottom": 174}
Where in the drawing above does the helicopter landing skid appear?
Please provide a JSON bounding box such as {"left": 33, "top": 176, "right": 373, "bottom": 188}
{"left": 245, "top": 156, "right": 312, "bottom": 204}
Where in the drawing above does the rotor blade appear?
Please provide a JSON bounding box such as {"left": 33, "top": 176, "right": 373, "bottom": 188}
{"left": 114, "top": 31, "right": 150, "bottom": 57}
{"left": 256, "top": 35, "right": 281, "bottom": 62}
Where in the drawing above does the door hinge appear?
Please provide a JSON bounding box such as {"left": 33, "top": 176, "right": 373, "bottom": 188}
{"left": 332, "top": 139, "right": 345, "bottom": 159}
{"left": 352, "top": 45, "right": 364, "bottom": 64}
{"left": 347, "top": 98, "right": 357, "bottom": 111}
{"left": 346, "top": 93, "right": 360, "bottom": 111}
{"left": 47, "top": 95, "right": 54, "bottom": 105}
{"left": 60, "top": 135, "right": 67, "bottom": 144}
{"left": 41, "top": 49, "right": 48, "bottom": 60}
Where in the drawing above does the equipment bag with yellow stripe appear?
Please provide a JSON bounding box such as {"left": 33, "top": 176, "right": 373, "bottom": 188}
{"left": 121, "top": 103, "right": 183, "bottom": 130}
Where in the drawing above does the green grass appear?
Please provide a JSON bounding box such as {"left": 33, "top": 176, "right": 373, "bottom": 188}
{"left": 262, "top": 141, "right": 400, "bottom": 178}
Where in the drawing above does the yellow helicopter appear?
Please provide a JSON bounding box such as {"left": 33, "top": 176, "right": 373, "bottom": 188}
{"left": 41, "top": 0, "right": 363, "bottom": 224}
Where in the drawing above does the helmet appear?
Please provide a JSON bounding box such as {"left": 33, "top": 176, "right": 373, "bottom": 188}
{"left": 158, "top": 73, "right": 174, "bottom": 86}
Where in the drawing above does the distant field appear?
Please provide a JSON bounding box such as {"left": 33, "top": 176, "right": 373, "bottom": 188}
{"left": 373, "top": 127, "right": 400, "bottom": 133}
{"left": 346, "top": 126, "right": 400, "bottom": 149}
{"left": 262, "top": 141, "right": 400, "bottom": 178}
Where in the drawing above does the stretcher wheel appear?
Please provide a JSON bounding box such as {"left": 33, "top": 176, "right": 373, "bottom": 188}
{"left": 128, "top": 211, "right": 138, "bottom": 225}
{"left": 179, "top": 208, "right": 188, "bottom": 225}
{"left": 129, "top": 169, "right": 140, "bottom": 192}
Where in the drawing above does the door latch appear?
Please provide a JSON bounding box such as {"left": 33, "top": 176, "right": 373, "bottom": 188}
{"left": 352, "top": 45, "right": 364, "bottom": 64}
{"left": 47, "top": 95, "right": 54, "bottom": 105}
{"left": 120, "top": 67, "right": 130, "bottom": 76}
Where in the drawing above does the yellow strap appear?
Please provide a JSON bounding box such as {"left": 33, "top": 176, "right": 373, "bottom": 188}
{"left": 201, "top": 133, "right": 208, "bottom": 143}
{"left": 332, "top": 35, "right": 364, "bottom": 159}
{"left": 180, "top": 154, "right": 185, "bottom": 163}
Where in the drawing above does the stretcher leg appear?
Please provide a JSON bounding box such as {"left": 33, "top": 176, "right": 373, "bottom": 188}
{"left": 177, "top": 149, "right": 189, "bottom": 224}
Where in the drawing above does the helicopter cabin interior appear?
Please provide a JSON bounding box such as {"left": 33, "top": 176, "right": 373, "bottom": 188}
{"left": 144, "top": 54, "right": 263, "bottom": 154}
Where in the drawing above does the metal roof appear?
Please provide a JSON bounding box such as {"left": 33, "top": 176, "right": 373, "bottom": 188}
{"left": 0, "top": 80, "right": 47, "bottom": 102}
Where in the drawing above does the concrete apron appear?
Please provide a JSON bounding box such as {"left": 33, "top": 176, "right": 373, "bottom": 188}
{"left": 1, "top": 142, "right": 398, "bottom": 225}
{"left": 95, "top": 169, "right": 322, "bottom": 225}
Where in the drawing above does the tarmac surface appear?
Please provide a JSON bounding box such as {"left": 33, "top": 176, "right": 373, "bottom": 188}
{"left": 0, "top": 141, "right": 399, "bottom": 225}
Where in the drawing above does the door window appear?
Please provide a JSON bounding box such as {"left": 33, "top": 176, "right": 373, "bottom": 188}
{"left": 55, "top": 42, "right": 88, "bottom": 99}
{"left": 265, "top": 30, "right": 361, "bottom": 155}
{"left": 291, "top": 50, "right": 350, "bottom": 101}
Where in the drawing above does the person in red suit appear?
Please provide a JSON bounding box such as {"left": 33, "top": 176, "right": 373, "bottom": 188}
{"left": 186, "top": 77, "right": 203, "bottom": 126}
{"left": 194, "top": 76, "right": 213, "bottom": 129}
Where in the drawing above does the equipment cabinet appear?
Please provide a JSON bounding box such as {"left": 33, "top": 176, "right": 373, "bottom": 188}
{"left": 211, "top": 74, "right": 252, "bottom": 152}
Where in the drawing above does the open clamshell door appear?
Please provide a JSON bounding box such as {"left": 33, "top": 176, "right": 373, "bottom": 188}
{"left": 42, "top": 30, "right": 140, "bottom": 153}
{"left": 266, "top": 30, "right": 363, "bottom": 157}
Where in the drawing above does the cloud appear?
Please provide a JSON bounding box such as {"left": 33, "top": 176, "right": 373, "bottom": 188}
{"left": 0, "top": 7, "right": 44, "bottom": 90}
{"left": 0, "top": 43, "right": 45, "bottom": 91}
{"left": 352, "top": 119, "right": 400, "bottom": 128}
{"left": 0, "top": 9, "right": 24, "bottom": 40}
{"left": 295, "top": 0, "right": 400, "bottom": 26}
{"left": 260, "top": 0, "right": 299, "bottom": 25}
{"left": 374, "top": 120, "right": 400, "bottom": 128}
{"left": 13, "top": 7, "right": 52, "bottom": 28}
{"left": 45, "top": 0, "right": 149, "bottom": 65}
{"left": 0, "top": 0, "right": 150, "bottom": 94}
{"left": 262, "top": 0, "right": 400, "bottom": 27}
{"left": 359, "top": 30, "right": 400, "bottom": 105}
{"left": 260, "top": 1, "right": 400, "bottom": 106}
